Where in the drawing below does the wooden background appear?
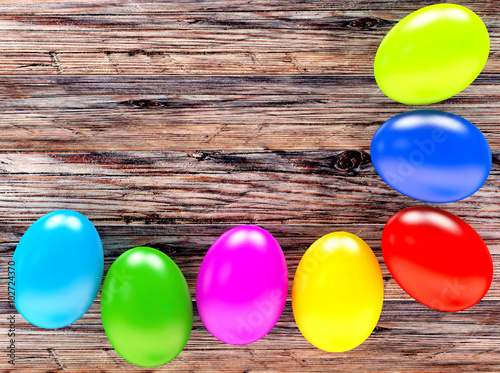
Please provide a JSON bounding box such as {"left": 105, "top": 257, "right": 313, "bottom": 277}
{"left": 0, "top": 0, "right": 499, "bottom": 371}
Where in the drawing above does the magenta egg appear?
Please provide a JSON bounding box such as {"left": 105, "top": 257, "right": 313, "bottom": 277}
{"left": 196, "top": 225, "right": 288, "bottom": 345}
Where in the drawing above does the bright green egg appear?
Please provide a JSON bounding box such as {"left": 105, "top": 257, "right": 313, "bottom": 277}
{"left": 101, "top": 247, "right": 193, "bottom": 367}
{"left": 374, "top": 4, "right": 489, "bottom": 105}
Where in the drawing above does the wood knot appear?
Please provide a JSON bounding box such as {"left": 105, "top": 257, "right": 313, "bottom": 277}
{"left": 123, "top": 99, "right": 159, "bottom": 108}
{"left": 152, "top": 243, "right": 177, "bottom": 255}
{"left": 347, "top": 17, "right": 390, "bottom": 30}
{"left": 192, "top": 151, "right": 211, "bottom": 161}
{"left": 333, "top": 150, "right": 370, "bottom": 173}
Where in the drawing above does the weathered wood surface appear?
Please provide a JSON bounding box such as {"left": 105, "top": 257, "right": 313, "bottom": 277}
{"left": 0, "top": 0, "right": 499, "bottom": 371}
{"left": 1, "top": 150, "right": 500, "bottom": 371}
{"left": 0, "top": 2, "right": 498, "bottom": 74}
{"left": 0, "top": 151, "right": 500, "bottom": 226}
{"left": 2, "top": 300, "right": 500, "bottom": 372}
{"left": 0, "top": 75, "right": 498, "bottom": 151}
{"left": 0, "top": 151, "right": 500, "bottom": 301}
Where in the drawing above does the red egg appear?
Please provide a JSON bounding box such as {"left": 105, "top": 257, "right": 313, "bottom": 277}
{"left": 382, "top": 207, "right": 492, "bottom": 311}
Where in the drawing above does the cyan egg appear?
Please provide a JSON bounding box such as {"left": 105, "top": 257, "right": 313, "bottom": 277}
{"left": 370, "top": 110, "right": 491, "bottom": 203}
{"left": 101, "top": 247, "right": 193, "bottom": 367}
{"left": 13, "top": 210, "right": 103, "bottom": 329}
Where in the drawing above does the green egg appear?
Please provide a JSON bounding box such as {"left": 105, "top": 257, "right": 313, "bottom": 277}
{"left": 374, "top": 4, "right": 489, "bottom": 105}
{"left": 101, "top": 247, "right": 193, "bottom": 367}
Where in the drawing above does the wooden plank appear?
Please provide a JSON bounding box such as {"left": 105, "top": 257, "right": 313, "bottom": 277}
{"left": 0, "top": 5, "right": 497, "bottom": 74}
{"left": 5, "top": 49, "right": 499, "bottom": 76}
{"left": 1, "top": 300, "right": 499, "bottom": 372}
{"left": 1, "top": 0, "right": 498, "bottom": 13}
{"left": 0, "top": 75, "right": 498, "bottom": 151}
{"left": 0, "top": 11, "right": 496, "bottom": 54}
{"left": 0, "top": 150, "right": 498, "bottom": 225}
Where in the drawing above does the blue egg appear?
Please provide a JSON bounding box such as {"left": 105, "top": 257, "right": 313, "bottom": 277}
{"left": 370, "top": 110, "right": 491, "bottom": 203}
{"left": 12, "top": 210, "right": 103, "bottom": 329}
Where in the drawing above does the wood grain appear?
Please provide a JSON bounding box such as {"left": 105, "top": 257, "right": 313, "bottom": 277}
{"left": 0, "top": 150, "right": 499, "bottom": 226}
{"left": 1, "top": 150, "right": 500, "bottom": 371}
{"left": 0, "top": 0, "right": 499, "bottom": 371}
{"left": 0, "top": 3, "right": 497, "bottom": 74}
{"left": 0, "top": 75, "right": 498, "bottom": 151}
{"left": 2, "top": 300, "right": 500, "bottom": 372}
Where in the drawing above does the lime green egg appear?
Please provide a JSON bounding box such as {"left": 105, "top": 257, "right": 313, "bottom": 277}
{"left": 101, "top": 247, "right": 193, "bottom": 367}
{"left": 374, "top": 4, "right": 489, "bottom": 105}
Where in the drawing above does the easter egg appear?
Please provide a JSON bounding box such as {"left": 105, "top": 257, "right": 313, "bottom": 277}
{"left": 196, "top": 225, "right": 288, "bottom": 345}
{"left": 101, "top": 247, "right": 192, "bottom": 367}
{"left": 374, "top": 4, "right": 489, "bottom": 105}
{"left": 12, "top": 210, "right": 103, "bottom": 329}
{"left": 370, "top": 110, "right": 491, "bottom": 203}
{"left": 382, "top": 207, "right": 493, "bottom": 312}
{"left": 292, "top": 232, "right": 384, "bottom": 352}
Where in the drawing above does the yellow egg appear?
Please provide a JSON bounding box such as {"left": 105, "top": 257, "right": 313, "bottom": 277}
{"left": 292, "top": 232, "right": 384, "bottom": 352}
